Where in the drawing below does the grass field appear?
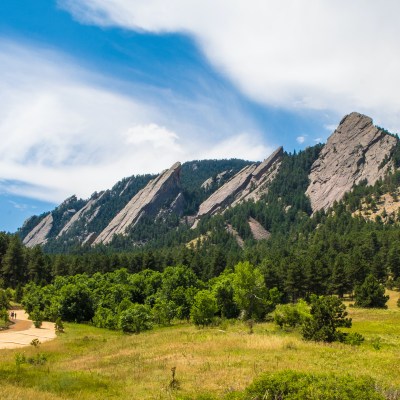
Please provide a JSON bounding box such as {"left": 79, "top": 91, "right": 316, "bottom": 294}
{"left": 1, "top": 291, "right": 399, "bottom": 399}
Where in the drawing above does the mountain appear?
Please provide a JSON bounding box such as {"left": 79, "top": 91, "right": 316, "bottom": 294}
{"left": 306, "top": 112, "right": 397, "bottom": 211}
{"left": 18, "top": 112, "right": 399, "bottom": 252}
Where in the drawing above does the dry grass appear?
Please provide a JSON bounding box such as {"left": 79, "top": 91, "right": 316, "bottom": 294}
{"left": 0, "top": 292, "right": 399, "bottom": 399}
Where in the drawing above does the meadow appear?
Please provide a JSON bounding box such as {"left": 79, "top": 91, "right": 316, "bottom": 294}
{"left": 0, "top": 291, "right": 399, "bottom": 400}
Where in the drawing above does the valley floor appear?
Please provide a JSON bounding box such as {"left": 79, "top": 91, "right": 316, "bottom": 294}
{"left": 0, "top": 292, "right": 399, "bottom": 399}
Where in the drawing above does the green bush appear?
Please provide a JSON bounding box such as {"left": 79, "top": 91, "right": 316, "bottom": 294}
{"left": 344, "top": 332, "right": 365, "bottom": 346}
{"left": 30, "top": 308, "right": 43, "bottom": 328}
{"left": 118, "top": 304, "right": 153, "bottom": 334}
{"left": 273, "top": 300, "right": 310, "bottom": 329}
{"left": 190, "top": 290, "right": 218, "bottom": 327}
{"left": 243, "top": 370, "right": 384, "bottom": 400}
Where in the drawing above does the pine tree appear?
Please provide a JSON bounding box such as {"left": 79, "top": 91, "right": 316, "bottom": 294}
{"left": 354, "top": 274, "right": 389, "bottom": 308}
{"left": 1, "top": 235, "right": 26, "bottom": 288}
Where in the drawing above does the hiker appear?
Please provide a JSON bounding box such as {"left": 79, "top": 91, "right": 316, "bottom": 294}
{"left": 10, "top": 311, "right": 14, "bottom": 319}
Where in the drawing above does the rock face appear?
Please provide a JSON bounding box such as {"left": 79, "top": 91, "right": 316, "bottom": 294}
{"left": 23, "top": 214, "right": 53, "bottom": 247}
{"left": 57, "top": 192, "right": 105, "bottom": 238}
{"left": 93, "top": 162, "right": 182, "bottom": 245}
{"left": 197, "top": 147, "right": 283, "bottom": 218}
{"left": 306, "top": 112, "right": 397, "bottom": 211}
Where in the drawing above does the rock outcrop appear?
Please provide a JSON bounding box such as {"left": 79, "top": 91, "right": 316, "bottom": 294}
{"left": 306, "top": 112, "right": 397, "bottom": 211}
{"left": 197, "top": 147, "right": 283, "bottom": 218}
{"left": 23, "top": 214, "right": 53, "bottom": 247}
{"left": 93, "top": 162, "right": 182, "bottom": 245}
{"left": 57, "top": 192, "right": 105, "bottom": 238}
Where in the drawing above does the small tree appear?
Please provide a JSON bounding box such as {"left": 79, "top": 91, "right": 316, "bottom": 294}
{"left": 302, "top": 295, "right": 352, "bottom": 342}
{"left": 190, "top": 290, "right": 218, "bottom": 327}
{"left": 118, "top": 304, "right": 153, "bottom": 334}
{"left": 30, "top": 308, "right": 43, "bottom": 328}
{"left": 354, "top": 275, "right": 389, "bottom": 308}
{"left": 55, "top": 317, "right": 64, "bottom": 333}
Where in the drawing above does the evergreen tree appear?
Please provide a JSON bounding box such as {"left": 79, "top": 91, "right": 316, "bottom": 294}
{"left": 1, "top": 235, "right": 25, "bottom": 288}
{"left": 302, "top": 295, "right": 352, "bottom": 342}
{"left": 354, "top": 274, "right": 389, "bottom": 308}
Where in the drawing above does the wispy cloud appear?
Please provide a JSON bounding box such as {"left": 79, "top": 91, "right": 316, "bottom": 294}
{"left": 296, "top": 136, "right": 306, "bottom": 144}
{"left": 0, "top": 40, "right": 272, "bottom": 203}
{"left": 60, "top": 0, "right": 400, "bottom": 132}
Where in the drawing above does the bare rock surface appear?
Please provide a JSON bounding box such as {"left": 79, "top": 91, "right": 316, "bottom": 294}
{"left": 23, "top": 214, "right": 53, "bottom": 248}
{"left": 93, "top": 162, "right": 181, "bottom": 245}
{"left": 306, "top": 112, "right": 397, "bottom": 211}
{"left": 57, "top": 192, "right": 105, "bottom": 238}
{"left": 197, "top": 147, "right": 283, "bottom": 218}
{"left": 248, "top": 217, "right": 271, "bottom": 240}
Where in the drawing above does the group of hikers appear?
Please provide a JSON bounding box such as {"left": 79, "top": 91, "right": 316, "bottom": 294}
{"left": 9, "top": 311, "right": 17, "bottom": 320}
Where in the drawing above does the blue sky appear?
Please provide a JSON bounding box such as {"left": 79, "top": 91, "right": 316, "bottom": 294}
{"left": 1, "top": 0, "right": 400, "bottom": 232}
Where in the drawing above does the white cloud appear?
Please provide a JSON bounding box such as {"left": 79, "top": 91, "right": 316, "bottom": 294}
{"left": 296, "top": 136, "right": 305, "bottom": 144}
{"left": 60, "top": 0, "right": 400, "bottom": 132}
{"left": 0, "top": 40, "right": 270, "bottom": 203}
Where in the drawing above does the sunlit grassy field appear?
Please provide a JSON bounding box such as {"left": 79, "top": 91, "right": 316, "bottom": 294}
{"left": 1, "top": 291, "right": 399, "bottom": 400}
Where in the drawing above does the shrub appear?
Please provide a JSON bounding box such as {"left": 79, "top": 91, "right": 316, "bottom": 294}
{"left": 118, "top": 304, "right": 153, "bottom": 334}
{"left": 190, "top": 290, "right": 218, "bottom": 327}
{"left": 301, "top": 295, "right": 351, "bottom": 342}
{"left": 55, "top": 317, "right": 64, "bottom": 333}
{"left": 244, "top": 370, "right": 384, "bottom": 400}
{"left": 92, "top": 307, "right": 118, "bottom": 330}
{"left": 30, "top": 308, "right": 43, "bottom": 328}
{"left": 344, "top": 332, "right": 365, "bottom": 346}
{"left": 273, "top": 300, "right": 310, "bottom": 329}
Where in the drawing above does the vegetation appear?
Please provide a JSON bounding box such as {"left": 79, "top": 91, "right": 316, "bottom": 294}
{"left": 0, "top": 297, "right": 400, "bottom": 399}
{"left": 355, "top": 274, "right": 390, "bottom": 308}
{"left": 301, "top": 295, "right": 352, "bottom": 342}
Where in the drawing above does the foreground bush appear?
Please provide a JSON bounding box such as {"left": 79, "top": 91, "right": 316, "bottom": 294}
{"left": 240, "top": 370, "right": 384, "bottom": 400}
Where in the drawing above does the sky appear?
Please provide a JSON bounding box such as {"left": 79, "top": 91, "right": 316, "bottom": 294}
{"left": 1, "top": 1, "right": 400, "bottom": 233}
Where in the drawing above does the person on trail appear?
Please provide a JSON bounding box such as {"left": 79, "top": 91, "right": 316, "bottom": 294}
{"left": 10, "top": 312, "right": 14, "bottom": 319}
{"left": 14, "top": 313, "right": 17, "bottom": 320}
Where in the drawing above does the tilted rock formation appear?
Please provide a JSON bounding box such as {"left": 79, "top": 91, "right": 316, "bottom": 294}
{"left": 57, "top": 192, "right": 105, "bottom": 238}
{"left": 93, "top": 162, "right": 182, "bottom": 245}
{"left": 306, "top": 112, "right": 397, "bottom": 211}
{"left": 23, "top": 214, "right": 53, "bottom": 247}
{"left": 197, "top": 147, "right": 283, "bottom": 218}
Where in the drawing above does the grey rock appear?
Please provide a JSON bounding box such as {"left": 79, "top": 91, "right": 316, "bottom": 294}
{"left": 197, "top": 147, "right": 283, "bottom": 218}
{"left": 23, "top": 214, "right": 53, "bottom": 247}
{"left": 306, "top": 112, "right": 397, "bottom": 211}
{"left": 93, "top": 162, "right": 181, "bottom": 245}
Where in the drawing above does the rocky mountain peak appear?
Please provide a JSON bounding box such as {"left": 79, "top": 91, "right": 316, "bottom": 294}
{"left": 306, "top": 112, "right": 397, "bottom": 211}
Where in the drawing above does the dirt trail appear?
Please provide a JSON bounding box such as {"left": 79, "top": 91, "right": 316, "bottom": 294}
{"left": 0, "top": 310, "right": 56, "bottom": 349}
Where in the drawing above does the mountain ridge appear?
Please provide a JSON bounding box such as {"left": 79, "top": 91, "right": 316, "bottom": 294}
{"left": 18, "top": 112, "right": 399, "bottom": 251}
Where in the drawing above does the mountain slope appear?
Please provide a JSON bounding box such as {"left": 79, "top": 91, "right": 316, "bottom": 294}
{"left": 306, "top": 112, "right": 397, "bottom": 211}
{"left": 18, "top": 111, "right": 399, "bottom": 252}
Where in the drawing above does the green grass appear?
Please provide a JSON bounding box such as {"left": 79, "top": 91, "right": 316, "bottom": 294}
{"left": 0, "top": 293, "right": 399, "bottom": 399}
